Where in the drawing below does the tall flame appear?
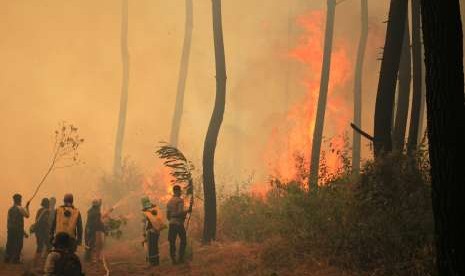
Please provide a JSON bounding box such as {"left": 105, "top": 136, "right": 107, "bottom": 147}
{"left": 264, "top": 10, "right": 352, "bottom": 184}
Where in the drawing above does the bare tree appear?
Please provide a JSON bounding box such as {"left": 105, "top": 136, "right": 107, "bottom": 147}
{"left": 407, "top": 0, "right": 423, "bottom": 153}
{"left": 170, "top": 0, "right": 194, "bottom": 147}
{"left": 202, "top": 0, "right": 227, "bottom": 243}
{"left": 113, "top": 0, "right": 130, "bottom": 175}
{"left": 352, "top": 0, "right": 368, "bottom": 173}
{"left": 373, "top": 0, "right": 408, "bottom": 157}
{"left": 309, "top": 0, "right": 337, "bottom": 190}
{"left": 421, "top": 0, "right": 465, "bottom": 274}
{"left": 393, "top": 22, "right": 411, "bottom": 151}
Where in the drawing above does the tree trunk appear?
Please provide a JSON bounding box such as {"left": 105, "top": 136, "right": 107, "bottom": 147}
{"left": 407, "top": 0, "right": 423, "bottom": 153}
{"left": 113, "top": 0, "right": 130, "bottom": 175}
{"left": 421, "top": 0, "right": 465, "bottom": 274}
{"left": 169, "top": 0, "right": 193, "bottom": 147}
{"left": 352, "top": 0, "right": 369, "bottom": 173}
{"left": 309, "top": 0, "right": 336, "bottom": 190}
{"left": 393, "top": 22, "right": 411, "bottom": 152}
{"left": 373, "top": 0, "right": 408, "bottom": 157}
{"left": 202, "top": 0, "right": 227, "bottom": 243}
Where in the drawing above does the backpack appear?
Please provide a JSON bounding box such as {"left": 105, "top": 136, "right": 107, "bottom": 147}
{"left": 53, "top": 249, "right": 84, "bottom": 276}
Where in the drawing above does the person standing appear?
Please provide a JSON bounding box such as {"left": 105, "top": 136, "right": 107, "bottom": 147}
{"left": 4, "top": 193, "right": 30, "bottom": 264}
{"left": 33, "top": 198, "right": 51, "bottom": 265}
{"left": 166, "top": 185, "right": 191, "bottom": 264}
{"left": 50, "top": 194, "right": 83, "bottom": 253}
{"left": 84, "top": 198, "right": 105, "bottom": 262}
{"left": 47, "top": 196, "right": 57, "bottom": 252}
{"left": 141, "top": 197, "right": 166, "bottom": 266}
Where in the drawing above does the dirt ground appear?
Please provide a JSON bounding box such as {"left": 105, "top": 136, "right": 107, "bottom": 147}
{"left": 0, "top": 239, "right": 344, "bottom": 276}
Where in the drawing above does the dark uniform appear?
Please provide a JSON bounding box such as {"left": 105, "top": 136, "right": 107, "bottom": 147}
{"left": 35, "top": 205, "right": 51, "bottom": 254}
{"left": 167, "top": 193, "right": 188, "bottom": 264}
{"left": 4, "top": 195, "right": 29, "bottom": 263}
{"left": 85, "top": 203, "right": 105, "bottom": 261}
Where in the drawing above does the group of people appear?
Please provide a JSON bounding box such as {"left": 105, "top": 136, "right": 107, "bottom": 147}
{"left": 4, "top": 193, "right": 85, "bottom": 275}
{"left": 3, "top": 184, "right": 191, "bottom": 274}
{"left": 142, "top": 184, "right": 192, "bottom": 266}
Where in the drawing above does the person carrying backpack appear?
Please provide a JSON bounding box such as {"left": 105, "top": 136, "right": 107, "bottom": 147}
{"left": 44, "top": 232, "right": 84, "bottom": 276}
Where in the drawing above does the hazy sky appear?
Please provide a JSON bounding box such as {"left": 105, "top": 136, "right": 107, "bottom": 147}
{"left": 1, "top": 0, "right": 391, "bottom": 235}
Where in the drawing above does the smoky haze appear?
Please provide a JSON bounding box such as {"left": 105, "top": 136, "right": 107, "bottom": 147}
{"left": 0, "top": 0, "right": 390, "bottom": 238}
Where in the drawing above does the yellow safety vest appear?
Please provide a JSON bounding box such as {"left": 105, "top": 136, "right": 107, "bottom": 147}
{"left": 144, "top": 207, "right": 167, "bottom": 232}
{"left": 56, "top": 206, "right": 80, "bottom": 238}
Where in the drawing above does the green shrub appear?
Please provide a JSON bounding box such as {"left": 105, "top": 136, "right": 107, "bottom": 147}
{"left": 219, "top": 150, "right": 435, "bottom": 275}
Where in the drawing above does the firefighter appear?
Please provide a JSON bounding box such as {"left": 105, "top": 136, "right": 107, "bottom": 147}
{"left": 4, "top": 193, "right": 30, "bottom": 264}
{"left": 50, "top": 194, "right": 83, "bottom": 253}
{"left": 32, "top": 198, "right": 51, "bottom": 266}
{"left": 141, "top": 197, "right": 166, "bottom": 266}
{"left": 167, "top": 185, "right": 191, "bottom": 264}
{"left": 84, "top": 198, "right": 105, "bottom": 262}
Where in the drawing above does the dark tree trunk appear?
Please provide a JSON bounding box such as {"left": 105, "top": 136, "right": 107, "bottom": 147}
{"left": 352, "top": 0, "right": 368, "bottom": 173}
{"left": 373, "top": 0, "right": 408, "bottom": 157}
{"left": 393, "top": 22, "right": 411, "bottom": 152}
{"left": 421, "top": 0, "right": 465, "bottom": 274}
{"left": 309, "top": 0, "right": 336, "bottom": 189}
{"left": 202, "top": 0, "right": 227, "bottom": 243}
{"left": 113, "top": 0, "right": 130, "bottom": 175}
{"left": 407, "top": 0, "right": 423, "bottom": 153}
{"left": 169, "top": 0, "right": 193, "bottom": 147}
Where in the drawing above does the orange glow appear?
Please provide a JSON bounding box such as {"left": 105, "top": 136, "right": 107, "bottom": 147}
{"left": 143, "top": 165, "right": 174, "bottom": 204}
{"left": 264, "top": 10, "right": 352, "bottom": 184}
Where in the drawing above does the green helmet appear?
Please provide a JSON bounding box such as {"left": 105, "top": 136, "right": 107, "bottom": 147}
{"left": 141, "top": 196, "right": 152, "bottom": 210}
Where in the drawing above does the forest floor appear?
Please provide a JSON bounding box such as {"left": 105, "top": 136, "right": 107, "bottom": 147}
{"left": 0, "top": 239, "right": 345, "bottom": 276}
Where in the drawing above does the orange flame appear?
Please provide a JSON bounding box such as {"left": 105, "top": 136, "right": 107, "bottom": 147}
{"left": 143, "top": 165, "right": 174, "bottom": 204}
{"left": 264, "top": 10, "right": 352, "bottom": 184}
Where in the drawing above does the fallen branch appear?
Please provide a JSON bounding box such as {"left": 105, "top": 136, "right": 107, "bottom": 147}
{"left": 350, "top": 123, "right": 374, "bottom": 141}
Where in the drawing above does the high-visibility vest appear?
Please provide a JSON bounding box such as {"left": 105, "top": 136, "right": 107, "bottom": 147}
{"left": 56, "top": 206, "right": 80, "bottom": 238}
{"left": 143, "top": 207, "right": 167, "bottom": 232}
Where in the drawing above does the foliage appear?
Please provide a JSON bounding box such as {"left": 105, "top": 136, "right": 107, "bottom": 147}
{"left": 219, "top": 146, "right": 435, "bottom": 275}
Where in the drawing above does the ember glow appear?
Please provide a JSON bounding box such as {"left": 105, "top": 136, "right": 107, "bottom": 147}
{"left": 264, "top": 11, "right": 352, "bottom": 184}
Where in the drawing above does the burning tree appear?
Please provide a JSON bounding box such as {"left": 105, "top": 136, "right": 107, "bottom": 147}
{"left": 309, "top": 0, "right": 337, "bottom": 189}
{"left": 352, "top": 0, "right": 368, "bottom": 173}
{"left": 29, "top": 122, "right": 84, "bottom": 202}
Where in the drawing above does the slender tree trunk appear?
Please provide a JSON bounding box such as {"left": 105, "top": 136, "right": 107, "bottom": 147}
{"left": 407, "top": 0, "right": 423, "bottom": 153}
{"left": 309, "top": 0, "right": 336, "bottom": 189}
{"left": 373, "top": 0, "right": 408, "bottom": 157}
{"left": 352, "top": 0, "right": 368, "bottom": 173}
{"left": 421, "top": 0, "right": 465, "bottom": 274}
{"left": 202, "top": 0, "right": 227, "bottom": 243}
{"left": 113, "top": 0, "right": 130, "bottom": 175}
{"left": 393, "top": 22, "right": 411, "bottom": 152}
{"left": 169, "top": 0, "right": 193, "bottom": 147}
